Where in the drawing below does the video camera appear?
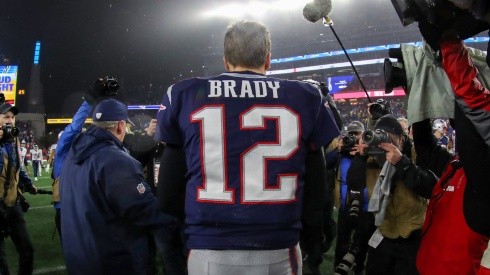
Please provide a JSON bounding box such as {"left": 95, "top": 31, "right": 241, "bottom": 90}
{"left": 362, "top": 129, "right": 391, "bottom": 156}
{"left": 391, "top": 0, "right": 489, "bottom": 53}
{"left": 85, "top": 76, "right": 120, "bottom": 104}
{"left": 369, "top": 99, "right": 391, "bottom": 120}
{"left": 91, "top": 76, "right": 119, "bottom": 96}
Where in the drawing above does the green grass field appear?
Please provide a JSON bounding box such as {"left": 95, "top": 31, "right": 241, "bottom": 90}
{"left": 4, "top": 171, "right": 337, "bottom": 274}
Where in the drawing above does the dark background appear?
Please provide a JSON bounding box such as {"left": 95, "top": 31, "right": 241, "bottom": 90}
{"left": 1, "top": 0, "right": 420, "bottom": 115}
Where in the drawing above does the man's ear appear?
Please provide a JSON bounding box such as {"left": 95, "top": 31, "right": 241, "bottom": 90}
{"left": 117, "top": 121, "right": 126, "bottom": 135}
{"left": 264, "top": 52, "right": 271, "bottom": 71}
{"left": 223, "top": 57, "right": 230, "bottom": 71}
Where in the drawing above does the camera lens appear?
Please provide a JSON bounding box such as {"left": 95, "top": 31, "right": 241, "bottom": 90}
{"left": 10, "top": 127, "right": 19, "bottom": 137}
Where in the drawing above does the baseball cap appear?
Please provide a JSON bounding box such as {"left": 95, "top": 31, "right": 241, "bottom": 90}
{"left": 0, "top": 103, "right": 19, "bottom": 115}
{"left": 347, "top": 121, "right": 365, "bottom": 133}
{"left": 375, "top": 114, "right": 403, "bottom": 136}
{"left": 92, "top": 99, "right": 128, "bottom": 122}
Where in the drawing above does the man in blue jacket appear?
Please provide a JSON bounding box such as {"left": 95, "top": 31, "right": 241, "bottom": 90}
{"left": 60, "top": 99, "right": 176, "bottom": 274}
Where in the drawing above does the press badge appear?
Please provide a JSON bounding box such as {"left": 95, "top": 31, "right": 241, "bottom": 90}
{"left": 368, "top": 229, "right": 384, "bottom": 248}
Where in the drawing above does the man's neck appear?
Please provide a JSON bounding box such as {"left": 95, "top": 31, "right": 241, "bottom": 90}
{"left": 227, "top": 66, "right": 266, "bottom": 75}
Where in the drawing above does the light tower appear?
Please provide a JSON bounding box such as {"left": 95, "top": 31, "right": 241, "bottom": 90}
{"left": 27, "top": 41, "right": 45, "bottom": 114}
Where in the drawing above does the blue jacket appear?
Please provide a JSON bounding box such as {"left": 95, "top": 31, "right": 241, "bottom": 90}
{"left": 60, "top": 125, "right": 175, "bottom": 275}
{"left": 53, "top": 101, "right": 92, "bottom": 209}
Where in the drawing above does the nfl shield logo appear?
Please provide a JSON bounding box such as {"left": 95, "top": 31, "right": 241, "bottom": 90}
{"left": 136, "top": 183, "right": 146, "bottom": 194}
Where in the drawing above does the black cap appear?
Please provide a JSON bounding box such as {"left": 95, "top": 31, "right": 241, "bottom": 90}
{"left": 347, "top": 121, "right": 365, "bottom": 133}
{"left": 0, "top": 103, "right": 19, "bottom": 115}
{"left": 375, "top": 114, "right": 403, "bottom": 136}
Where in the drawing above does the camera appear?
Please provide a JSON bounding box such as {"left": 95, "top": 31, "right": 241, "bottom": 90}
{"left": 334, "top": 191, "right": 362, "bottom": 275}
{"left": 1, "top": 124, "right": 19, "bottom": 141}
{"left": 369, "top": 99, "right": 391, "bottom": 120}
{"left": 340, "top": 134, "right": 358, "bottom": 156}
{"left": 92, "top": 76, "right": 119, "bottom": 96}
{"left": 362, "top": 129, "right": 391, "bottom": 156}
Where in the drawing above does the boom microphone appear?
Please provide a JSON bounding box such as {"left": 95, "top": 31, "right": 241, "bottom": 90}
{"left": 303, "top": 0, "right": 333, "bottom": 23}
{"left": 302, "top": 0, "right": 373, "bottom": 102}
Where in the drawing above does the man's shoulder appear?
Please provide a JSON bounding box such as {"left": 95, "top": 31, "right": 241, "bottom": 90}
{"left": 171, "top": 77, "right": 209, "bottom": 92}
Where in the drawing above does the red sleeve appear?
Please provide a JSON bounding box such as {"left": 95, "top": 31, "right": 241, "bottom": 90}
{"left": 441, "top": 39, "right": 490, "bottom": 146}
{"left": 441, "top": 40, "right": 490, "bottom": 111}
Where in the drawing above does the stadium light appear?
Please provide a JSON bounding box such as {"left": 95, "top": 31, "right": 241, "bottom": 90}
{"left": 201, "top": 0, "right": 310, "bottom": 19}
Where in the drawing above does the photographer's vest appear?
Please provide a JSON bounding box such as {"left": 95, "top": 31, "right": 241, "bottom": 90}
{"left": 0, "top": 141, "right": 21, "bottom": 207}
{"left": 52, "top": 177, "right": 60, "bottom": 203}
{"left": 366, "top": 158, "right": 427, "bottom": 239}
{"left": 417, "top": 159, "right": 488, "bottom": 274}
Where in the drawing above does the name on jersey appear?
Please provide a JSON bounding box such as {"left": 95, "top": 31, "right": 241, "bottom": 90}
{"left": 208, "top": 80, "right": 280, "bottom": 98}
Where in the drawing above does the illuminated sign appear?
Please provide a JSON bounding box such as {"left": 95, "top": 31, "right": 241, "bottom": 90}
{"left": 332, "top": 88, "right": 405, "bottom": 100}
{"left": 0, "top": 66, "right": 18, "bottom": 105}
{"left": 47, "top": 105, "right": 161, "bottom": 124}
{"left": 47, "top": 118, "right": 94, "bottom": 124}
{"left": 33, "top": 41, "right": 41, "bottom": 65}
{"left": 326, "top": 76, "right": 355, "bottom": 94}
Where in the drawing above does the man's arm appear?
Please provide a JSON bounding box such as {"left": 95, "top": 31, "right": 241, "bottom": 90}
{"left": 301, "top": 148, "right": 327, "bottom": 271}
{"left": 103, "top": 156, "right": 176, "bottom": 229}
{"left": 379, "top": 142, "right": 439, "bottom": 199}
{"left": 440, "top": 38, "right": 490, "bottom": 237}
{"left": 412, "top": 119, "right": 452, "bottom": 177}
{"left": 157, "top": 144, "right": 187, "bottom": 220}
{"left": 54, "top": 101, "right": 92, "bottom": 178}
{"left": 18, "top": 166, "right": 36, "bottom": 194}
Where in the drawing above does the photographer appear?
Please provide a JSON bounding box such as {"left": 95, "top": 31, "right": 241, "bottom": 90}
{"left": 0, "top": 101, "right": 38, "bottom": 275}
{"left": 333, "top": 121, "right": 376, "bottom": 275}
{"left": 349, "top": 115, "right": 428, "bottom": 275}
{"left": 406, "top": 32, "right": 490, "bottom": 275}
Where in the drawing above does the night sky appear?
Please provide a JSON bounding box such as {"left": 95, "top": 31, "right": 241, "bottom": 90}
{"left": 1, "top": 0, "right": 417, "bottom": 115}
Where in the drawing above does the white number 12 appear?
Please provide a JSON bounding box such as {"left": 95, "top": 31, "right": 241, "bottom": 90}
{"left": 191, "top": 105, "right": 300, "bottom": 204}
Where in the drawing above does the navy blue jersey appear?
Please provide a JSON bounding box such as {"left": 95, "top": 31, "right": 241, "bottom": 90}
{"left": 157, "top": 71, "right": 339, "bottom": 249}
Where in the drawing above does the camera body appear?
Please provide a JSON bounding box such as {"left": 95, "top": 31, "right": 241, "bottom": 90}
{"left": 93, "top": 76, "right": 119, "bottom": 96}
{"left": 369, "top": 99, "right": 391, "bottom": 120}
{"left": 1, "top": 124, "right": 19, "bottom": 142}
{"left": 362, "top": 129, "right": 391, "bottom": 156}
{"left": 340, "top": 134, "right": 358, "bottom": 156}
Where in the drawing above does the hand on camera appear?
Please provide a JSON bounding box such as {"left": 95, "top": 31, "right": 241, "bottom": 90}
{"left": 378, "top": 143, "right": 403, "bottom": 165}
{"left": 352, "top": 143, "right": 369, "bottom": 156}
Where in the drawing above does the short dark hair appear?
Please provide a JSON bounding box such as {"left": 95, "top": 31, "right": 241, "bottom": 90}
{"left": 224, "top": 21, "right": 271, "bottom": 69}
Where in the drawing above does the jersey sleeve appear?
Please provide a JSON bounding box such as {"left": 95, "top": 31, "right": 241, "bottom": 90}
{"left": 308, "top": 96, "right": 341, "bottom": 151}
{"left": 156, "top": 85, "right": 184, "bottom": 146}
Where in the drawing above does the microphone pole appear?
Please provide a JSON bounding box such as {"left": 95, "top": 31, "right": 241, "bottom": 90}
{"left": 322, "top": 18, "right": 372, "bottom": 103}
